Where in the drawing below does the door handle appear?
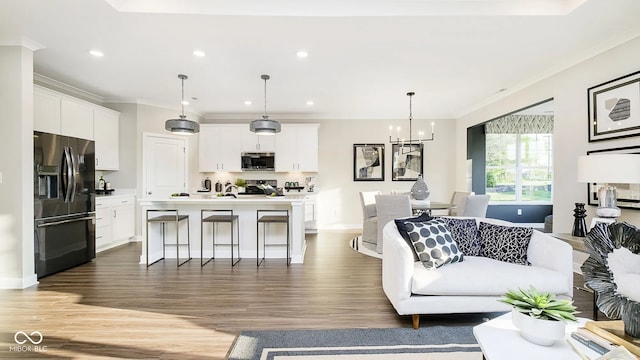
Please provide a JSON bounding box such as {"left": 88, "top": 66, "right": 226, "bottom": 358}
{"left": 37, "top": 215, "right": 95, "bottom": 228}
{"left": 69, "top": 147, "right": 77, "bottom": 203}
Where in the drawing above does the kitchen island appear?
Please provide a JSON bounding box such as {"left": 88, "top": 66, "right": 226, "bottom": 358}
{"left": 138, "top": 194, "right": 306, "bottom": 265}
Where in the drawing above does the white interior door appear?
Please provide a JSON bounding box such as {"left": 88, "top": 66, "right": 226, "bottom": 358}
{"left": 143, "top": 133, "right": 187, "bottom": 198}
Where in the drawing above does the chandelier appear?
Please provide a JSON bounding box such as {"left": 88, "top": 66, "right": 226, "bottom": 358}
{"left": 389, "top": 92, "right": 434, "bottom": 154}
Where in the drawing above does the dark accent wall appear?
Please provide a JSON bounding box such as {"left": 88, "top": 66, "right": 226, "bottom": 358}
{"left": 467, "top": 125, "right": 486, "bottom": 194}
{"left": 486, "top": 204, "right": 553, "bottom": 223}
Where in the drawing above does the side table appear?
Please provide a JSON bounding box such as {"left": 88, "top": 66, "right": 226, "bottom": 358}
{"left": 550, "top": 233, "right": 598, "bottom": 320}
{"left": 473, "top": 312, "right": 600, "bottom": 360}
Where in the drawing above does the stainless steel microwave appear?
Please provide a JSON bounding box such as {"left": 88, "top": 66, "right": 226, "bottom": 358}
{"left": 241, "top": 152, "right": 275, "bottom": 171}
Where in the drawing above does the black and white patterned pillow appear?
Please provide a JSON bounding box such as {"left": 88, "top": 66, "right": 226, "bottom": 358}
{"left": 442, "top": 217, "right": 482, "bottom": 256}
{"left": 405, "top": 219, "right": 463, "bottom": 269}
{"left": 478, "top": 222, "right": 533, "bottom": 265}
{"left": 395, "top": 212, "right": 434, "bottom": 261}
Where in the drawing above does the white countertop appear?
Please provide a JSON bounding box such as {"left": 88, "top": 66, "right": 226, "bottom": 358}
{"left": 96, "top": 189, "right": 136, "bottom": 199}
{"left": 139, "top": 194, "right": 306, "bottom": 205}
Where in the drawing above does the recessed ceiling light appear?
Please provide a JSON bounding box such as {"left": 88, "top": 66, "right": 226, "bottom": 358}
{"left": 244, "top": 100, "right": 252, "bottom": 106}
{"left": 306, "top": 100, "right": 314, "bottom": 106}
{"left": 193, "top": 50, "right": 206, "bottom": 57}
{"left": 296, "top": 51, "right": 308, "bottom": 59}
{"left": 89, "top": 50, "right": 104, "bottom": 57}
{"left": 181, "top": 100, "right": 189, "bottom": 105}
{"left": 498, "top": 88, "right": 507, "bottom": 93}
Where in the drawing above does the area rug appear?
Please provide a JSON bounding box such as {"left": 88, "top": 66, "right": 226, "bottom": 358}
{"left": 349, "top": 236, "right": 382, "bottom": 259}
{"left": 228, "top": 326, "right": 482, "bottom": 359}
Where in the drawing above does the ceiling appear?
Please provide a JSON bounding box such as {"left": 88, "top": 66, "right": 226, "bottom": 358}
{"left": 2, "top": 0, "right": 640, "bottom": 121}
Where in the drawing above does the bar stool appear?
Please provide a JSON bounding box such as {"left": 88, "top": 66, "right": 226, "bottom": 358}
{"left": 201, "top": 209, "right": 241, "bottom": 266}
{"left": 256, "top": 209, "right": 290, "bottom": 266}
{"left": 146, "top": 209, "right": 191, "bottom": 267}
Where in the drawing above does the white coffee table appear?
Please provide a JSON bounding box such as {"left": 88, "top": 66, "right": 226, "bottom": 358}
{"left": 473, "top": 312, "right": 601, "bottom": 359}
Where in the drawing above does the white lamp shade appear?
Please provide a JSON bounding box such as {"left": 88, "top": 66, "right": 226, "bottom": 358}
{"left": 577, "top": 154, "right": 640, "bottom": 184}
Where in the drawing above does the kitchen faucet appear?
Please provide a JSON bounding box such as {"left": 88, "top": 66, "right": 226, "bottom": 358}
{"left": 225, "top": 184, "right": 237, "bottom": 193}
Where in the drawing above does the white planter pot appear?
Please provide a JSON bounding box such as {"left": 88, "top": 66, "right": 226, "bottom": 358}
{"left": 511, "top": 309, "right": 566, "bottom": 346}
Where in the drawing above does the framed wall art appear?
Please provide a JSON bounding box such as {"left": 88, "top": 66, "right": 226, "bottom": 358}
{"left": 353, "top": 144, "right": 385, "bottom": 181}
{"left": 391, "top": 144, "right": 423, "bottom": 181}
{"left": 588, "top": 70, "right": 640, "bottom": 142}
{"left": 586, "top": 145, "right": 640, "bottom": 210}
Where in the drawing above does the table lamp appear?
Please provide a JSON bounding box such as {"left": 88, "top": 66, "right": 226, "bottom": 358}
{"left": 577, "top": 153, "right": 640, "bottom": 218}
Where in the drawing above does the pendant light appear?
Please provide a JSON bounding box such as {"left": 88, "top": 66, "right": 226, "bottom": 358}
{"left": 388, "top": 92, "right": 434, "bottom": 154}
{"left": 165, "top": 74, "right": 200, "bottom": 135}
{"left": 250, "top": 74, "right": 281, "bottom": 135}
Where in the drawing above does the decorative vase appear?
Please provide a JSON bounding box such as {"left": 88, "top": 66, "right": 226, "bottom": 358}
{"left": 511, "top": 309, "right": 566, "bottom": 346}
{"left": 572, "top": 202, "right": 587, "bottom": 237}
{"left": 411, "top": 174, "right": 430, "bottom": 200}
{"left": 622, "top": 298, "right": 640, "bottom": 338}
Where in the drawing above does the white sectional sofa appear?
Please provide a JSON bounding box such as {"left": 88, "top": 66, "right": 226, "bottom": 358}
{"left": 382, "top": 217, "right": 573, "bottom": 329}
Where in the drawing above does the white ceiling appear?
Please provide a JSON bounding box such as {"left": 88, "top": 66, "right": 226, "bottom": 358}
{"left": 1, "top": 0, "right": 640, "bottom": 121}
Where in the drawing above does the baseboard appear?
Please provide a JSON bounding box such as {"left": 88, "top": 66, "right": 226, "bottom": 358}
{"left": 0, "top": 274, "right": 38, "bottom": 289}
{"left": 319, "top": 224, "right": 361, "bottom": 231}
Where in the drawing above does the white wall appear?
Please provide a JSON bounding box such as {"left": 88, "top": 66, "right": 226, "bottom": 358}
{"left": 456, "top": 35, "right": 640, "bottom": 233}
{"left": 314, "top": 118, "right": 456, "bottom": 228}
{"left": 0, "top": 46, "right": 37, "bottom": 289}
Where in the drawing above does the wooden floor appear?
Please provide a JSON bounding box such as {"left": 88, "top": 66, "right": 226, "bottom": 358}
{"left": 0, "top": 230, "right": 599, "bottom": 359}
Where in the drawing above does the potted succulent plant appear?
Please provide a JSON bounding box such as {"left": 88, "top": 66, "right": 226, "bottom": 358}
{"left": 499, "top": 286, "right": 578, "bottom": 346}
{"left": 235, "top": 178, "right": 247, "bottom": 193}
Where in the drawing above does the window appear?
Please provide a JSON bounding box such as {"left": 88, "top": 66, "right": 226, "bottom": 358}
{"left": 486, "top": 134, "right": 552, "bottom": 202}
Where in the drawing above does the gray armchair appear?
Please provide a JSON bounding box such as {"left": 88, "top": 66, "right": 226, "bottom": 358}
{"left": 359, "top": 191, "right": 381, "bottom": 245}
{"left": 375, "top": 194, "right": 412, "bottom": 253}
{"left": 461, "top": 194, "right": 490, "bottom": 217}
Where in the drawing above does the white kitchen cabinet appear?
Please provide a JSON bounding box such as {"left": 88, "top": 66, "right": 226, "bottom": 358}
{"left": 34, "top": 86, "right": 62, "bottom": 134}
{"left": 199, "top": 124, "right": 242, "bottom": 172}
{"left": 61, "top": 97, "right": 94, "bottom": 140}
{"left": 275, "top": 124, "right": 319, "bottom": 172}
{"left": 112, "top": 199, "right": 135, "bottom": 242}
{"left": 95, "top": 205, "right": 112, "bottom": 252}
{"left": 241, "top": 131, "right": 275, "bottom": 152}
{"left": 94, "top": 108, "right": 120, "bottom": 170}
{"left": 304, "top": 193, "right": 318, "bottom": 234}
{"left": 95, "top": 195, "right": 136, "bottom": 253}
{"left": 34, "top": 86, "right": 120, "bottom": 167}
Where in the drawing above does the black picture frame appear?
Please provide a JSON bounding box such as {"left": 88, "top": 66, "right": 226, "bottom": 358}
{"left": 353, "top": 144, "right": 385, "bottom": 181}
{"left": 588, "top": 70, "right": 640, "bottom": 142}
{"left": 586, "top": 145, "right": 640, "bottom": 210}
{"left": 391, "top": 144, "right": 423, "bottom": 181}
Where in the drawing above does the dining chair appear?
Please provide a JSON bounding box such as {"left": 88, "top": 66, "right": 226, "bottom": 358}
{"left": 359, "top": 191, "right": 381, "bottom": 245}
{"left": 461, "top": 194, "right": 490, "bottom": 217}
{"left": 449, "top": 191, "right": 474, "bottom": 216}
{"left": 375, "top": 194, "right": 412, "bottom": 253}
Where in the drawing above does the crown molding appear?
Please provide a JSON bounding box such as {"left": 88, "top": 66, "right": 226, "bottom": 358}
{"left": 0, "top": 37, "right": 44, "bottom": 51}
{"left": 33, "top": 73, "right": 105, "bottom": 104}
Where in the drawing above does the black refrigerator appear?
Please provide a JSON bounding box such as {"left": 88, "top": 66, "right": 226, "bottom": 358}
{"left": 34, "top": 131, "right": 96, "bottom": 279}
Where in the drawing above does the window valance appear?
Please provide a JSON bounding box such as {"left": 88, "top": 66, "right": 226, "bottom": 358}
{"left": 484, "top": 115, "right": 554, "bottom": 134}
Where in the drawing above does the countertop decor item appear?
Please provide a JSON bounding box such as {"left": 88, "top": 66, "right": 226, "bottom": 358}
{"left": 410, "top": 174, "right": 430, "bottom": 200}
{"left": 165, "top": 74, "right": 200, "bottom": 135}
{"left": 249, "top": 74, "right": 281, "bottom": 135}
{"left": 388, "top": 92, "right": 434, "bottom": 155}
{"left": 500, "top": 286, "right": 578, "bottom": 346}
{"left": 572, "top": 202, "right": 587, "bottom": 237}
